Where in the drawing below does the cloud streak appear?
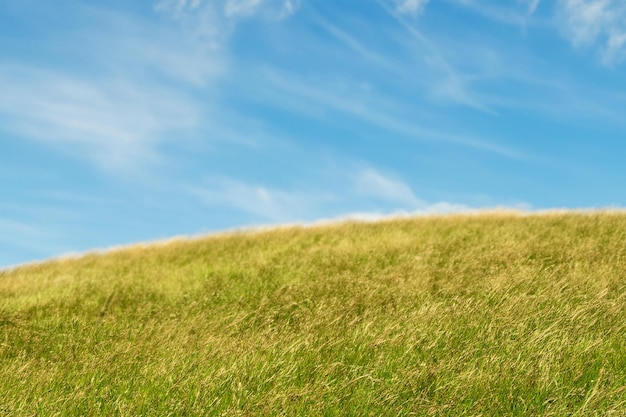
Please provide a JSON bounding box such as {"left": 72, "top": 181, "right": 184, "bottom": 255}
{"left": 186, "top": 178, "right": 324, "bottom": 221}
{"left": 0, "top": 64, "right": 198, "bottom": 172}
{"left": 395, "top": 0, "right": 430, "bottom": 15}
{"left": 257, "top": 69, "right": 522, "bottom": 158}
{"left": 313, "top": 15, "right": 397, "bottom": 70}
{"left": 378, "top": 0, "right": 497, "bottom": 114}
{"left": 155, "top": 0, "right": 299, "bottom": 48}
{"left": 186, "top": 167, "right": 489, "bottom": 225}
{"left": 0, "top": 0, "right": 302, "bottom": 175}
{"left": 353, "top": 169, "right": 423, "bottom": 208}
{"left": 558, "top": 0, "right": 626, "bottom": 64}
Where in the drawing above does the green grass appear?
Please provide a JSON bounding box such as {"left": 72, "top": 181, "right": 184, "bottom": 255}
{"left": 2, "top": 211, "right": 626, "bottom": 416}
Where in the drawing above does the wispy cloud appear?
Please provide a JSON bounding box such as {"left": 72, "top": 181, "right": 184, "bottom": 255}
{"left": 185, "top": 167, "right": 495, "bottom": 225}
{"left": 0, "top": 2, "right": 230, "bottom": 174}
{"left": 225, "top": 0, "right": 298, "bottom": 18}
{"left": 353, "top": 169, "right": 423, "bottom": 208}
{"left": 318, "top": 203, "right": 480, "bottom": 224}
{"left": 155, "top": 0, "right": 231, "bottom": 49}
{"left": 0, "top": 0, "right": 301, "bottom": 175}
{"left": 0, "top": 0, "right": 304, "bottom": 176}
{"left": 557, "top": 0, "right": 626, "bottom": 64}
{"left": 380, "top": 0, "right": 626, "bottom": 128}
{"left": 312, "top": 16, "right": 397, "bottom": 70}
{"left": 395, "top": 0, "right": 430, "bottom": 16}
{"left": 186, "top": 178, "right": 326, "bottom": 221}
{"left": 378, "top": 0, "right": 497, "bottom": 114}
{"left": 0, "top": 64, "right": 198, "bottom": 172}
{"left": 225, "top": 0, "right": 265, "bottom": 17}
{"left": 558, "top": 0, "right": 614, "bottom": 46}
{"left": 155, "top": 0, "right": 299, "bottom": 46}
{"left": 256, "top": 69, "right": 522, "bottom": 158}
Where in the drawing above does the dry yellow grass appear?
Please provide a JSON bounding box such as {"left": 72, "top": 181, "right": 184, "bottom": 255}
{"left": 2, "top": 211, "right": 626, "bottom": 415}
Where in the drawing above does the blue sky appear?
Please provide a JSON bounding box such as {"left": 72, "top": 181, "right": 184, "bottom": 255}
{"left": 1, "top": 0, "right": 626, "bottom": 267}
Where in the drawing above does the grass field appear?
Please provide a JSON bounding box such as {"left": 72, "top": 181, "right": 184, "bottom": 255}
{"left": 2, "top": 211, "right": 626, "bottom": 416}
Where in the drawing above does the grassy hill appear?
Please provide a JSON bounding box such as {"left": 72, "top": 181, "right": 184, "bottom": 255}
{"left": 2, "top": 212, "right": 626, "bottom": 416}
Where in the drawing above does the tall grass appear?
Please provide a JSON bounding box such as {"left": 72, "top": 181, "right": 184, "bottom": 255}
{"left": 2, "top": 212, "right": 626, "bottom": 415}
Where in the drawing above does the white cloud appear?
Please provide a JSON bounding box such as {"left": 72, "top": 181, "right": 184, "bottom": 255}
{"left": 155, "top": 0, "right": 299, "bottom": 41}
{"left": 155, "top": 0, "right": 232, "bottom": 49}
{"left": 186, "top": 178, "right": 322, "bottom": 221}
{"left": 379, "top": 2, "right": 497, "bottom": 114}
{"left": 0, "top": 3, "right": 229, "bottom": 174}
{"left": 224, "top": 0, "right": 264, "bottom": 17}
{"left": 558, "top": 0, "right": 626, "bottom": 64}
{"left": 257, "top": 69, "right": 522, "bottom": 158}
{"left": 0, "top": 64, "right": 197, "bottom": 172}
{"left": 314, "top": 16, "right": 396, "bottom": 70}
{"left": 396, "top": 0, "right": 430, "bottom": 15}
{"left": 0, "top": 0, "right": 302, "bottom": 176}
{"left": 353, "top": 169, "right": 423, "bottom": 208}
{"left": 224, "top": 0, "right": 300, "bottom": 19}
{"left": 306, "top": 206, "right": 467, "bottom": 226}
{"left": 185, "top": 172, "right": 493, "bottom": 227}
{"left": 560, "top": 0, "right": 613, "bottom": 46}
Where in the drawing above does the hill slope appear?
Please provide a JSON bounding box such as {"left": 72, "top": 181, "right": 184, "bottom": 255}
{"left": 2, "top": 212, "right": 626, "bottom": 415}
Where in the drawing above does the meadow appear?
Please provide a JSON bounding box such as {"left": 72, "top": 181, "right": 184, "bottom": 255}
{"left": 2, "top": 211, "right": 626, "bottom": 416}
